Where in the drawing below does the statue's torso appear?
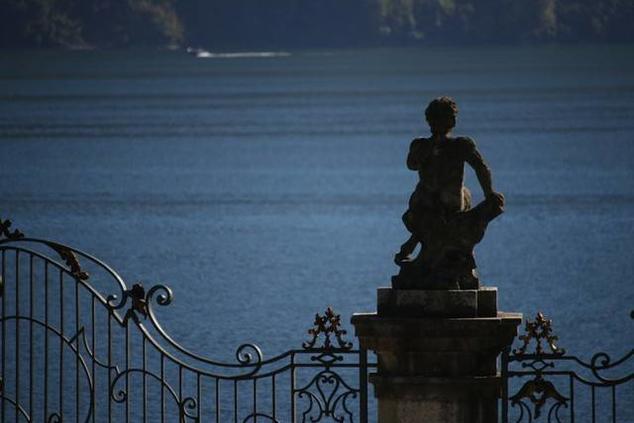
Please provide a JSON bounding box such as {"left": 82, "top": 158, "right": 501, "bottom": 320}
{"left": 410, "top": 137, "right": 473, "bottom": 213}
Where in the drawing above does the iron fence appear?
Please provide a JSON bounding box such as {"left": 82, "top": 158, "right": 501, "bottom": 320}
{"left": 0, "top": 218, "right": 632, "bottom": 422}
{"left": 502, "top": 312, "right": 633, "bottom": 422}
{"left": 0, "top": 219, "right": 375, "bottom": 422}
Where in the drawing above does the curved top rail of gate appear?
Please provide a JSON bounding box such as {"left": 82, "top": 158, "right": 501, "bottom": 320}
{"left": 508, "top": 311, "right": 633, "bottom": 386}
{"left": 1, "top": 218, "right": 372, "bottom": 422}
{"left": 0, "top": 218, "right": 359, "bottom": 380}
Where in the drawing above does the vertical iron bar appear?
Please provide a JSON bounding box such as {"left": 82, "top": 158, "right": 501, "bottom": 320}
{"left": 44, "top": 262, "right": 49, "bottom": 418}
{"left": 253, "top": 378, "right": 257, "bottom": 423}
{"left": 143, "top": 337, "right": 147, "bottom": 423}
{"left": 75, "top": 275, "right": 79, "bottom": 423}
{"left": 179, "top": 366, "right": 183, "bottom": 405}
{"left": 570, "top": 376, "right": 575, "bottom": 423}
{"left": 359, "top": 348, "right": 368, "bottom": 423}
{"left": 15, "top": 250, "right": 20, "bottom": 423}
{"left": 215, "top": 378, "right": 220, "bottom": 423}
{"left": 234, "top": 380, "right": 238, "bottom": 423}
{"left": 59, "top": 270, "right": 64, "bottom": 421}
{"left": 108, "top": 311, "right": 112, "bottom": 422}
{"left": 500, "top": 347, "right": 509, "bottom": 423}
{"left": 160, "top": 354, "right": 165, "bottom": 423}
{"left": 91, "top": 296, "right": 96, "bottom": 423}
{"left": 591, "top": 385, "right": 596, "bottom": 423}
{"left": 178, "top": 366, "right": 183, "bottom": 422}
{"left": 272, "top": 375, "right": 276, "bottom": 420}
{"left": 290, "top": 353, "right": 296, "bottom": 423}
{"left": 29, "top": 254, "right": 34, "bottom": 418}
{"left": 125, "top": 323, "right": 130, "bottom": 422}
{"left": 196, "top": 373, "right": 201, "bottom": 421}
{"left": 612, "top": 385, "right": 616, "bottom": 423}
{"left": 1, "top": 250, "right": 5, "bottom": 423}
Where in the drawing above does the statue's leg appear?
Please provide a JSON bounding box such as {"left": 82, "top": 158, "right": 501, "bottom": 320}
{"left": 438, "top": 195, "right": 504, "bottom": 288}
{"left": 395, "top": 209, "right": 421, "bottom": 264}
{"left": 395, "top": 234, "right": 418, "bottom": 264}
{"left": 458, "top": 194, "right": 505, "bottom": 246}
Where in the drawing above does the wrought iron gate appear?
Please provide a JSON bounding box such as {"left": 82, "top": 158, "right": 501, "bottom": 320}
{"left": 502, "top": 312, "right": 633, "bottom": 422}
{"left": 1, "top": 218, "right": 632, "bottom": 422}
{"left": 0, "top": 220, "right": 375, "bottom": 422}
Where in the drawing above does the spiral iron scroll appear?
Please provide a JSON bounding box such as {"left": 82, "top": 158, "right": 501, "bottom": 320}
{"left": 110, "top": 369, "right": 198, "bottom": 422}
{"left": 295, "top": 370, "right": 358, "bottom": 423}
{"left": 589, "top": 350, "right": 634, "bottom": 385}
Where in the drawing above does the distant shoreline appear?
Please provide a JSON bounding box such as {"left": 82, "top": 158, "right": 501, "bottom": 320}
{"left": 3, "top": 40, "right": 634, "bottom": 53}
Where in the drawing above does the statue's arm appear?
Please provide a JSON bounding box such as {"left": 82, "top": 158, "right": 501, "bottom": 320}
{"left": 465, "top": 139, "right": 495, "bottom": 197}
{"left": 406, "top": 139, "right": 424, "bottom": 171}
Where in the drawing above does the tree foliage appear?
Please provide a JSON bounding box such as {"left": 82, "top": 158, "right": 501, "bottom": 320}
{"left": 1, "top": 0, "right": 183, "bottom": 48}
{"left": 374, "top": 0, "right": 634, "bottom": 44}
{"left": 1, "top": 0, "right": 633, "bottom": 48}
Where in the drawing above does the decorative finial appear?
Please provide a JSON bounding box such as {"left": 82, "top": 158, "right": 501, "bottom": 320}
{"left": 302, "top": 307, "right": 352, "bottom": 350}
{"left": 129, "top": 283, "right": 148, "bottom": 317}
{"left": 49, "top": 243, "right": 90, "bottom": 280}
{"left": 122, "top": 283, "right": 148, "bottom": 324}
{"left": 514, "top": 312, "right": 565, "bottom": 356}
{"left": 0, "top": 219, "right": 24, "bottom": 241}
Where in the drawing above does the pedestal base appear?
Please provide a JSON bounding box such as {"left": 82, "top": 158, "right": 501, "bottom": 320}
{"left": 373, "top": 375, "right": 500, "bottom": 423}
{"left": 377, "top": 286, "right": 498, "bottom": 318}
{"left": 351, "top": 310, "right": 522, "bottom": 423}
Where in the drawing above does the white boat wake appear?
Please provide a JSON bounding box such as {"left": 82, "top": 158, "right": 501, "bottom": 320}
{"left": 186, "top": 48, "right": 291, "bottom": 59}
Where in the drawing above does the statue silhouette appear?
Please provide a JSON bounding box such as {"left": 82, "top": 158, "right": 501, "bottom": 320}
{"left": 393, "top": 97, "right": 504, "bottom": 290}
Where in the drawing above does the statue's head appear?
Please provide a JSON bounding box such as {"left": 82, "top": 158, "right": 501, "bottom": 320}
{"left": 425, "top": 96, "right": 458, "bottom": 135}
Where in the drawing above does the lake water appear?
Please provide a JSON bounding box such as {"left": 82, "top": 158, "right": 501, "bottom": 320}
{"left": 1, "top": 45, "right": 633, "bottom": 385}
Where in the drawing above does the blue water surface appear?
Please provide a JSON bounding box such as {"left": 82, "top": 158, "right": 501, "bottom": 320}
{"left": 1, "top": 45, "right": 633, "bottom": 364}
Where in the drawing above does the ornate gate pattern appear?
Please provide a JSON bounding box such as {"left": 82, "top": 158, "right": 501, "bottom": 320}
{"left": 502, "top": 312, "right": 633, "bottom": 422}
{"left": 0, "top": 219, "right": 375, "bottom": 422}
{"left": 1, "top": 218, "right": 632, "bottom": 422}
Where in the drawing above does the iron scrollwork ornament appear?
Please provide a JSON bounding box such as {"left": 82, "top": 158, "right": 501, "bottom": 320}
{"left": 296, "top": 308, "right": 359, "bottom": 422}
{"left": 0, "top": 218, "right": 89, "bottom": 280}
{"left": 508, "top": 312, "right": 570, "bottom": 422}
{"left": 509, "top": 374, "right": 569, "bottom": 419}
{"left": 110, "top": 368, "right": 198, "bottom": 422}
{"left": 0, "top": 218, "right": 24, "bottom": 241}
{"left": 303, "top": 307, "right": 353, "bottom": 350}
{"left": 123, "top": 283, "right": 149, "bottom": 322}
{"left": 514, "top": 312, "right": 565, "bottom": 356}
{"left": 296, "top": 370, "right": 358, "bottom": 423}
{"left": 45, "top": 241, "right": 90, "bottom": 280}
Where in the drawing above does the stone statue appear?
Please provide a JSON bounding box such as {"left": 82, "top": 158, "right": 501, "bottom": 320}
{"left": 392, "top": 97, "right": 505, "bottom": 290}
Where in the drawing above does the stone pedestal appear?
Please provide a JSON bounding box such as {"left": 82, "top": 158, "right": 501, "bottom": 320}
{"left": 352, "top": 286, "right": 521, "bottom": 423}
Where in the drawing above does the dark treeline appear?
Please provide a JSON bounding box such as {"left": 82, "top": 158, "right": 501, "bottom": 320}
{"left": 2, "top": 0, "right": 634, "bottom": 49}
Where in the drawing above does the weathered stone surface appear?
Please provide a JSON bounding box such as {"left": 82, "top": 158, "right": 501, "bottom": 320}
{"left": 352, "top": 312, "right": 520, "bottom": 343}
{"left": 353, "top": 312, "right": 521, "bottom": 375}
{"left": 477, "top": 286, "right": 497, "bottom": 317}
{"left": 372, "top": 375, "right": 501, "bottom": 422}
{"left": 370, "top": 375, "right": 500, "bottom": 400}
{"left": 377, "top": 286, "right": 498, "bottom": 318}
{"left": 351, "top": 312, "right": 522, "bottom": 423}
{"left": 377, "top": 287, "right": 477, "bottom": 317}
